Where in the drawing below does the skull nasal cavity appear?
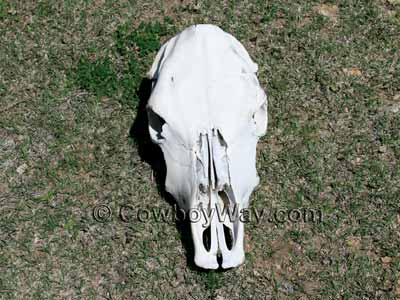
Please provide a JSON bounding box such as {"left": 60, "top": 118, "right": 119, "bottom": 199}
{"left": 218, "top": 190, "right": 230, "bottom": 208}
{"left": 223, "top": 225, "right": 234, "bottom": 250}
{"left": 202, "top": 226, "right": 211, "bottom": 252}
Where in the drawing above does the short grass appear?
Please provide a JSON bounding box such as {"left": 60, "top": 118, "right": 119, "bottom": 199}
{"left": 0, "top": 0, "right": 399, "bottom": 299}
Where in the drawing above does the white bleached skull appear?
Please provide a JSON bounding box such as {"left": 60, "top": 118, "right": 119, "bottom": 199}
{"left": 146, "top": 24, "right": 267, "bottom": 269}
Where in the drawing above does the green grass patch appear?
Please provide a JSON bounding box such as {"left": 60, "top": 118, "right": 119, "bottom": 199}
{"left": 75, "top": 57, "right": 118, "bottom": 97}
{"left": 71, "top": 20, "right": 175, "bottom": 108}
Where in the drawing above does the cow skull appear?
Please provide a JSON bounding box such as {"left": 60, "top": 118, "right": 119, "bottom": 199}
{"left": 146, "top": 24, "right": 267, "bottom": 269}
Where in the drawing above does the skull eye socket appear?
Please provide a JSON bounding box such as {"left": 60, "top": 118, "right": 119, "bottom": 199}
{"left": 252, "top": 102, "right": 268, "bottom": 136}
{"left": 147, "top": 107, "right": 166, "bottom": 142}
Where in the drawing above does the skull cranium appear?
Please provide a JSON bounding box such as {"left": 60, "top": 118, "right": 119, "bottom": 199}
{"left": 146, "top": 24, "right": 267, "bottom": 269}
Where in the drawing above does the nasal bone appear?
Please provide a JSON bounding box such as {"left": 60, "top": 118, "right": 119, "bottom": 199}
{"left": 191, "top": 129, "right": 245, "bottom": 269}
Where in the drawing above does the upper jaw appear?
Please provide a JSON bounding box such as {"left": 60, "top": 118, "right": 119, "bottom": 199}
{"left": 188, "top": 129, "right": 247, "bottom": 269}
{"left": 191, "top": 217, "right": 245, "bottom": 269}
{"left": 190, "top": 188, "right": 246, "bottom": 269}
